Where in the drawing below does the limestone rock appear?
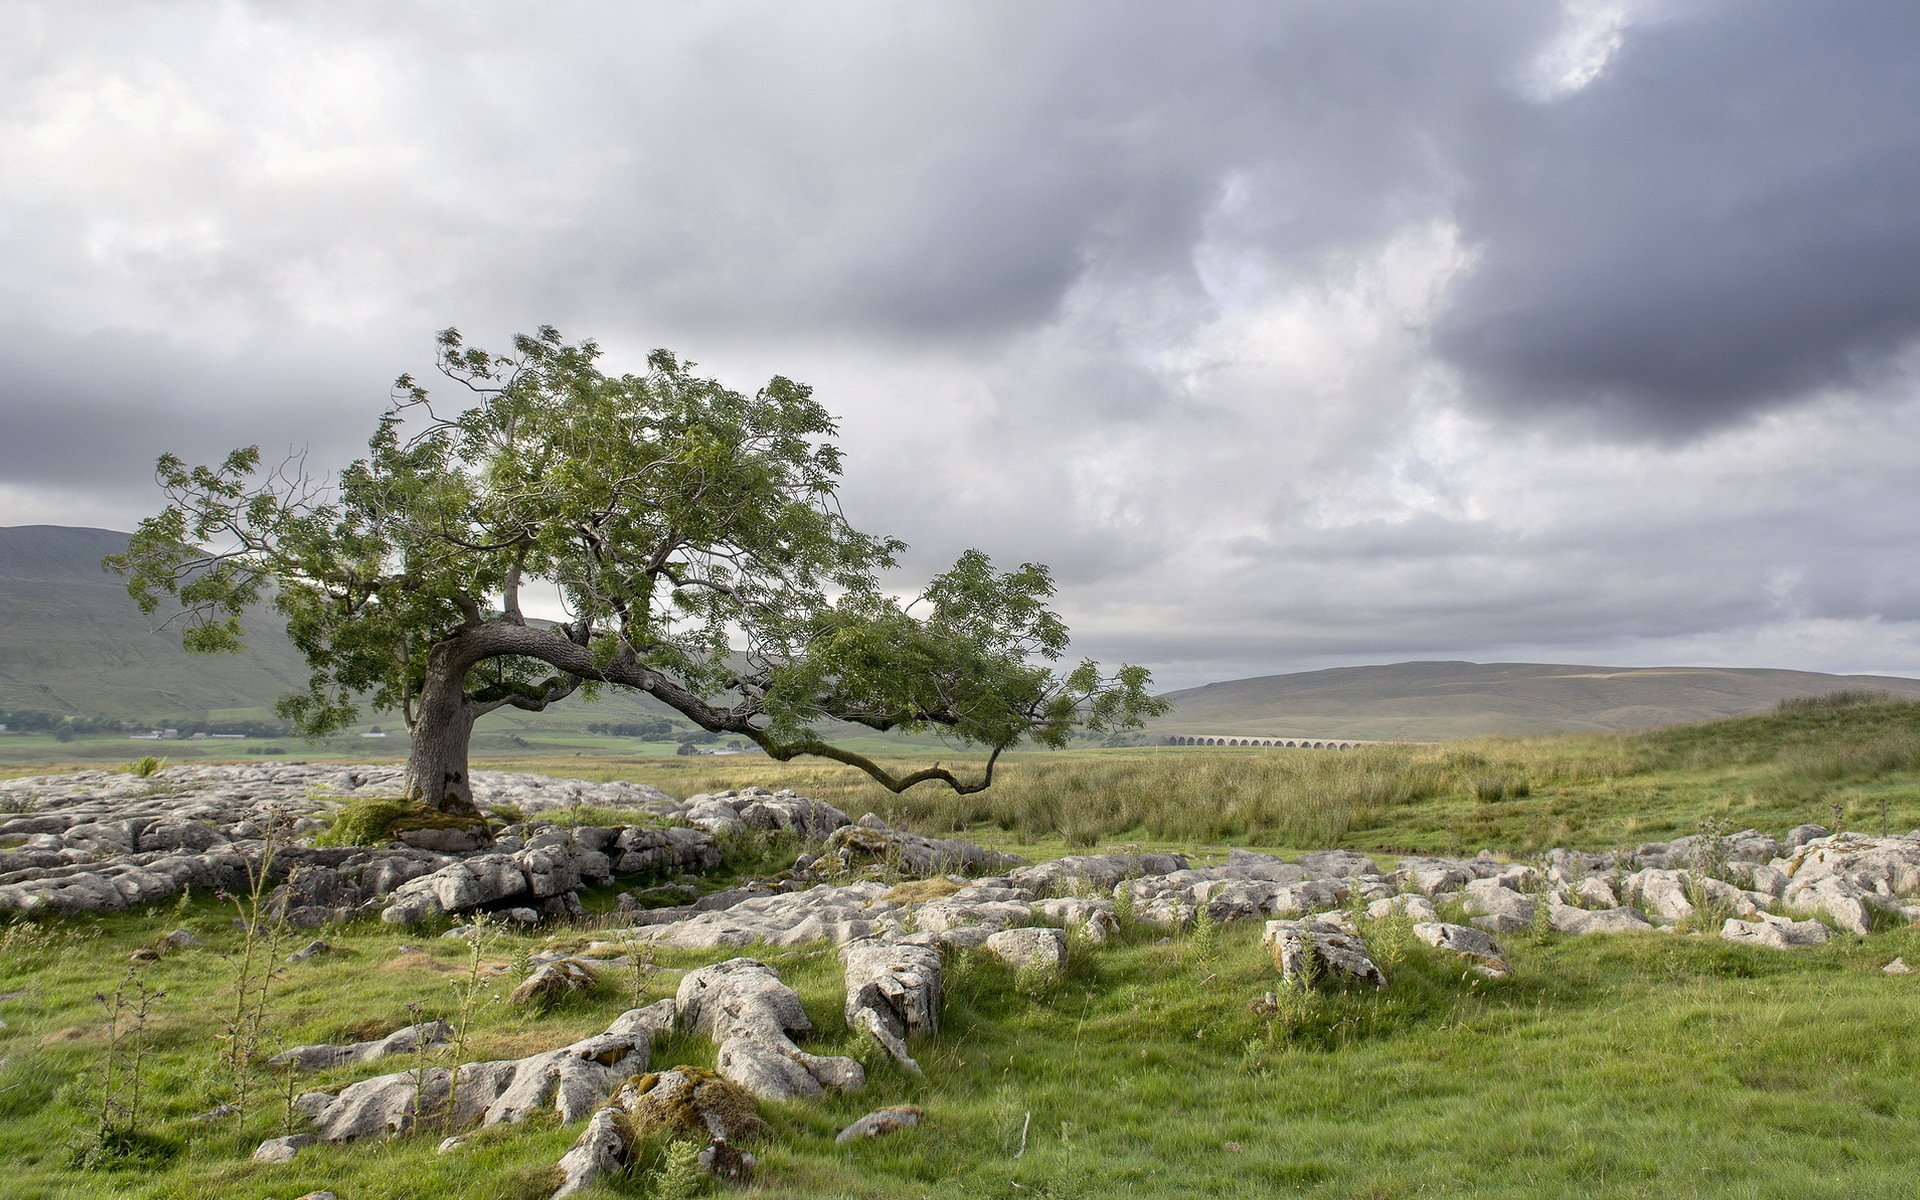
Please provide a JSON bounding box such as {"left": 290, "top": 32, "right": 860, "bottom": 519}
{"left": 509, "top": 958, "right": 601, "bottom": 1008}
{"left": 1411, "top": 921, "right": 1511, "bottom": 979}
{"left": 1782, "top": 874, "right": 1890, "bottom": 935}
{"left": 1784, "top": 824, "right": 1830, "bottom": 851}
{"left": 618, "top": 882, "right": 906, "bottom": 950}
{"left": 550, "top": 1107, "right": 629, "bottom": 1199}
{"left": 1262, "top": 919, "right": 1386, "bottom": 988}
{"left": 835, "top": 1105, "right": 926, "bottom": 1144}
{"left": 1547, "top": 903, "right": 1654, "bottom": 935}
{"left": 677, "top": 958, "right": 865, "bottom": 1101}
{"left": 1295, "top": 849, "right": 1381, "bottom": 877}
{"left": 1785, "top": 832, "right": 1920, "bottom": 897}
{"left": 1883, "top": 957, "right": 1912, "bottom": 975}
{"left": 1721, "top": 912, "right": 1832, "bottom": 949}
{"left": 617, "top": 1066, "right": 771, "bottom": 1143}
{"left": 985, "top": 926, "right": 1068, "bottom": 972}
{"left": 298, "top": 1004, "right": 672, "bottom": 1142}
{"left": 842, "top": 941, "right": 942, "bottom": 1074}
{"left": 269, "top": 1019, "right": 451, "bottom": 1071}
{"left": 820, "top": 819, "right": 1021, "bottom": 878}
{"left": 1005, "top": 853, "right": 1188, "bottom": 897}
{"left": 251, "top": 1133, "right": 316, "bottom": 1163}
{"left": 1367, "top": 894, "right": 1439, "bottom": 923}
{"left": 1082, "top": 909, "right": 1121, "bottom": 944}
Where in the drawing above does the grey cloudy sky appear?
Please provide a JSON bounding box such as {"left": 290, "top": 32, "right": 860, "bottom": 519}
{"left": 5, "top": 0, "right": 1919, "bottom": 690}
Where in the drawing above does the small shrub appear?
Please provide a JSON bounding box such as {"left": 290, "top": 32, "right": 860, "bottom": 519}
{"left": 1014, "top": 957, "right": 1063, "bottom": 1000}
{"left": 647, "top": 1136, "right": 711, "bottom": 1199}
{"left": 126, "top": 756, "right": 167, "bottom": 778}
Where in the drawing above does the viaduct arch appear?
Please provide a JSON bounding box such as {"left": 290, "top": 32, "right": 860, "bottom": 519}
{"left": 1162, "top": 735, "right": 1370, "bottom": 750}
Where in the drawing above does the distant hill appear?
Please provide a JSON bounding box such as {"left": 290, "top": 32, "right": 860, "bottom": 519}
{"left": 14, "top": 527, "right": 1920, "bottom": 746}
{"left": 0, "top": 526, "right": 673, "bottom": 732}
{"left": 0, "top": 525, "right": 317, "bottom": 722}
{"left": 1150, "top": 660, "right": 1920, "bottom": 741}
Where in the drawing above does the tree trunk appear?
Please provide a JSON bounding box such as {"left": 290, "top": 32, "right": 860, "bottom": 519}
{"left": 406, "top": 641, "right": 481, "bottom": 816}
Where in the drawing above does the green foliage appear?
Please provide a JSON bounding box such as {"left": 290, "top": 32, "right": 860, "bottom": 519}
{"left": 646, "top": 1136, "right": 711, "bottom": 1199}
{"left": 105, "top": 326, "right": 1163, "bottom": 802}
{"left": 125, "top": 756, "right": 166, "bottom": 778}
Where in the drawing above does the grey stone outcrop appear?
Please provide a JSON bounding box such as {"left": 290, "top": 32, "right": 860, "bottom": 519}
{"left": 1547, "top": 903, "right": 1655, "bottom": 935}
{"left": 680, "top": 788, "right": 851, "bottom": 841}
{"left": 550, "top": 1066, "right": 768, "bottom": 1199}
{"left": 985, "top": 926, "right": 1068, "bottom": 972}
{"left": 0, "top": 764, "right": 718, "bottom": 919}
{"left": 292, "top": 1001, "right": 675, "bottom": 1143}
{"left": 268, "top": 1020, "right": 451, "bottom": 1071}
{"left": 819, "top": 815, "right": 1021, "bottom": 878}
{"left": 835, "top": 1105, "right": 926, "bottom": 1144}
{"left": 842, "top": 940, "right": 942, "bottom": 1074}
{"left": 1004, "top": 853, "right": 1189, "bottom": 897}
{"left": 1411, "top": 922, "right": 1511, "bottom": 979}
{"left": 1263, "top": 918, "right": 1386, "bottom": 988}
{"left": 1721, "top": 912, "right": 1833, "bottom": 949}
{"left": 676, "top": 958, "right": 865, "bottom": 1101}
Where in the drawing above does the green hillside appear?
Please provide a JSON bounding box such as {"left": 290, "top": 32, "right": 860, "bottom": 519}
{"left": 0, "top": 527, "right": 946, "bottom": 759}
{"left": 0, "top": 526, "right": 685, "bottom": 734}
{"left": 0, "top": 526, "right": 315, "bottom": 723}
{"left": 1148, "top": 660, "right": 1920, "bottom": 741}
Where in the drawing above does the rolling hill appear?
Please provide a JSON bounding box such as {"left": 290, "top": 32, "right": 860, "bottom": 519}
{"left": 1148, "top": 660, "right": 1920, "bottom": 741}
{"left": 0, "top": 526, "right": 678, "bottom": 734}
{"left": 10, "top": 526, "right": 1920, "bottom": 745}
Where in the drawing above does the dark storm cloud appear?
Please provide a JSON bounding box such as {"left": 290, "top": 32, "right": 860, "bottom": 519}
{"left": 1435, "top": 0, "right": 1920, "bottom": 438}
{"left": 8, "top": 1, "right": 1920, "bottom": 689}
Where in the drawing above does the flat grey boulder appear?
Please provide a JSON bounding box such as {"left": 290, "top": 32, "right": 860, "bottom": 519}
{"left": 1547, "top": 903, "right": 1654, "bottom": 935}
{"left": 1005, "top": 853, "right": 1188, "bottom": 897}
{"left": 1785, "top": 832, "right": 1920, "bottom": 896}
{"left": 620, "top": 882, "right": 906, "bottom": 949}
{"left": 269, "top": 1019, "right": 451, "bottom": 1071}
{"left": 1721, "top": 912, "right": 1832, "bottom": 949}
{"left": 681, "top": 787, "right": 850, "bottom": 841}
{"left": 1411, "top": 921, "right": 1511, "bottom": 979}
{"left": 985, "top": 926, "right": 1068, "bottom": 972}
{"left": 251, "top": 1133, "right": 317, "bottom": 1164}
{"left": 1782, "top": 874, "right": 1893, "bottom": 935}
{"left": 1294, "top": 849, "right": 1381, "bottom": 878}
{"left": 835, "top": 1104, "right": 926, "bottom": 1144}
{"left": 1366, "top": 894, "right": 1439, "bottom": 923}
{"left": 821, "top": 818, "right": 1021, "bottom": 878}
{"left": 296, "top": 1002, "right": 674, "bottom": 1142}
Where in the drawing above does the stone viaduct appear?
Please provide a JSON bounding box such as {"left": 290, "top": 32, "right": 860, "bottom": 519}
{"left": 1161, "top": 735, "right": 1373, "bottom": 750}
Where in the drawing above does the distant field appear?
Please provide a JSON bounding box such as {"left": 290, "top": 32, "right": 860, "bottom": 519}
{"left": 12, "top": 694, "right": 1920, "bottom": 853}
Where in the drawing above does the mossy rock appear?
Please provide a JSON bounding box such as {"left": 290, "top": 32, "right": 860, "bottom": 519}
{"left": 614, "top": 1066, "right": 770, "bottom": 1144}
{"left": 314, "top": 794, "right": 491, "bottom": 848}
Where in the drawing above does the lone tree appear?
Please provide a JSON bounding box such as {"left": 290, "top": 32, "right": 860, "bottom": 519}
{"left": 109, "top": 328, "right": 1165, "bottom": 815}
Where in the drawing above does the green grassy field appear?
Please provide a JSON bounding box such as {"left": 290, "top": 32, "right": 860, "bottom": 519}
{"left": 3, "top": 697, "right": 1919, "bottom": 1198}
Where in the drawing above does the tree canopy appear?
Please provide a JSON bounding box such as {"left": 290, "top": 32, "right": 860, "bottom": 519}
{"left": 109, "top": 327, "right": 1165, "bottom": 813}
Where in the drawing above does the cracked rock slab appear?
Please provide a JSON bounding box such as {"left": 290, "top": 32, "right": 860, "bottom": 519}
{"left": 842, "top": 941, "right": 942, "bottom": 1073}
{"left": 677, "top": 958, "right": 864, "bottom": 1101}
{"left": 1411, "top": 922, "right": 1511, "bottom": 979}
{"left": 1262, "top": 919, "right": 1386, "bottom": 988}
